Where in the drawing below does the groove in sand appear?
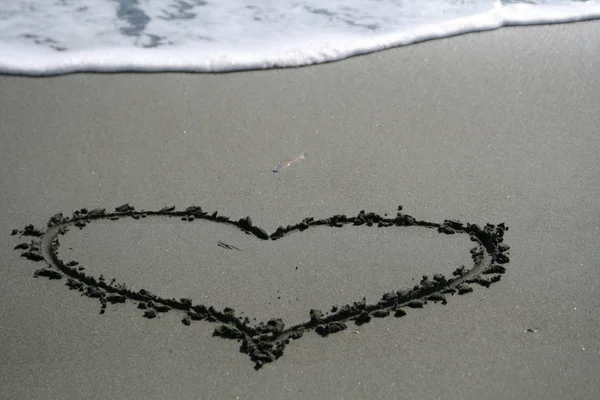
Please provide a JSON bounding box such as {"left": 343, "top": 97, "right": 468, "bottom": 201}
{"left": 11, "top": 204, "right": 510, "bottom": 369}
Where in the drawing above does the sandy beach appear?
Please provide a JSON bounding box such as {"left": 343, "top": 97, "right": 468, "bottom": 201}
{"left": 1, "top": 21, "right": 600, "bottom": 399}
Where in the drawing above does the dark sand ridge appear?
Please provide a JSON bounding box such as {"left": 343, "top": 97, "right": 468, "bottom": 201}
{"left": 11, "top": 204, "right": 509, "bottom": 369}
{"left": 1, "top": 21, "right": 600, "bottom": 400}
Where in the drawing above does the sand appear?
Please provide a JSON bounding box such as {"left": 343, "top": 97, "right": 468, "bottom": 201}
{"left": 1, "top": 21, "right": 600, "bottom": 399}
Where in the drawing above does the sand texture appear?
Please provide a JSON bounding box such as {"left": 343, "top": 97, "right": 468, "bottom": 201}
{"left": 1, "top": 22, "right": 600, "bottom": 399}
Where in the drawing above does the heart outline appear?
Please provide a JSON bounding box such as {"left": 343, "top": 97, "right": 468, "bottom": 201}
{"left": 12, "top": 205, "right": 510, "bottom": 369}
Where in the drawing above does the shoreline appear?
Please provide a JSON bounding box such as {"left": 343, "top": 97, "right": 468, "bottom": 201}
{"left": 1, "top": 21, "right": 599, "bottom": 399}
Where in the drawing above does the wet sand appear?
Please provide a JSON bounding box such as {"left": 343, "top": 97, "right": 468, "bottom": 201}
{"left": 1, "top": 21, "right": 600, "bottom": 399}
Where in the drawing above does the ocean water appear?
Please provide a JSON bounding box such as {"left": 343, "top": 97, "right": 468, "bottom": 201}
{"left": 1, "top": 0, "right": 599, "bottom": 75}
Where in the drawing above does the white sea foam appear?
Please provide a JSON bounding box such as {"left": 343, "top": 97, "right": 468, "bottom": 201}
{"left": 0, "top": 0, "right": 599, "bottom": 75}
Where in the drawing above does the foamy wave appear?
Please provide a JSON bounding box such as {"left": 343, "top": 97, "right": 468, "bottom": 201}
{"left": 0, "top": 0, "right": 598, "bottom": 75}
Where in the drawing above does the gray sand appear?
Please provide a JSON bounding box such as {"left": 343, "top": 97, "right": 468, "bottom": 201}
{"left": 1, "top": 22, "right": 600, "bottom": 399}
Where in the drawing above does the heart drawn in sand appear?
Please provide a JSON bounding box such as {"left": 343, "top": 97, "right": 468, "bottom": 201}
{"left": 11, "top": 204, "right": 510, "bottom": 369}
